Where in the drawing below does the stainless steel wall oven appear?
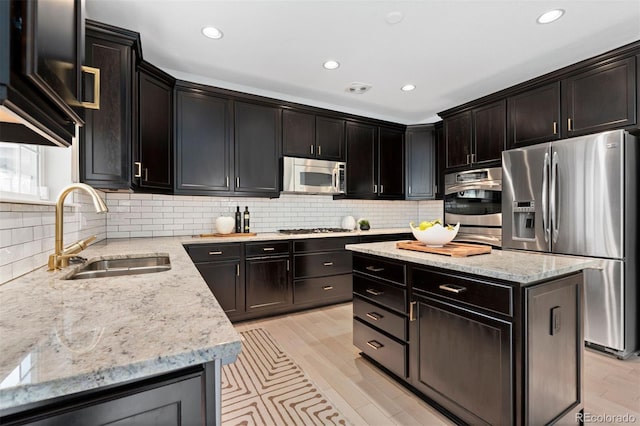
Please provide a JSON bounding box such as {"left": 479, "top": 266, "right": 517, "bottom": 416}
{"left": 444, "top": 167, "right": 502, "bottom": 247}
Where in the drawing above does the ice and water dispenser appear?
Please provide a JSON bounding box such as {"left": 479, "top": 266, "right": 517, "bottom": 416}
{"left": 512, "top": 201, "right": 536, "bottom": 240}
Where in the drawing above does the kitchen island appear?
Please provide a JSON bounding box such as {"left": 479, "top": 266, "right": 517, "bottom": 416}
{"left": 346, "top": 241, "right": 598, "bottom": 425}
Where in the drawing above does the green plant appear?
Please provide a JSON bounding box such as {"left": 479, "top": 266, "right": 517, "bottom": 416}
{"left": 358, "top": 219, "right": 369, "bottom": 226}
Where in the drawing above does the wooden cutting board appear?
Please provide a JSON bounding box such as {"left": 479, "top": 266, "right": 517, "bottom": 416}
{"left": 396, "top": 240, "right": 492, "bottom": 257}
{"left": 199, "top": 232, "right": 257, "bottom": 237}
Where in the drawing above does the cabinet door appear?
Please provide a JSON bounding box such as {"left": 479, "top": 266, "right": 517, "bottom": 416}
{"left": 81, "top": 34, "right": 132, "bottom": 189}
{"left": 444, "top": 111, "right": 472, "bottom": 168}
{"left": 378, "top": 127, "right": 405, "bottom": 199}
{"left": 234, "top": 102, "right": 281, "bottom": 195}
{"left": 346, "top": 122, "right": 377, "bottom": 197}
{"left": 195, "top": 260, "right": 243, "bottom": 315}
{"left": 563, "top": 57, "right": 637, "bottom": 137}
{"left": 245, "top": 257, "right": 291, "bottom": 312}
{"left": 508, "top": 82, "right": 561, "bottom": 148}
{"left": 405, "top": 126, "right": 435, "bottom": 199}
{"left": 282, "top": 109, "right": 315, "bottom": 157}
{"left": 176, "top": 89, "right": 231, "bottom": 193}
{"left": 473, "top": 100, "right": 505, "bottom": 164}
{"left": 410, "top": 296, "right": 512, "bottom": 425}
{"left": 20, "top": 373, "right": 203, "bottom": 426}
{"left": 137, "top": 66, "right": 173, "bottom": 190}
{"left": 316, "top": 116, "right": 345, "bottom": 161}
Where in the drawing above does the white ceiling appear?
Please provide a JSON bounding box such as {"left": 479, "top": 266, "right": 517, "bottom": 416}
{"left": 86, "top": 0, "right": 640, "bottom": 125}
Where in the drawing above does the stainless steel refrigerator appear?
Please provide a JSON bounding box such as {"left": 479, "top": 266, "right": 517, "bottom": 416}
{"left": 502, "top": 129, "right": 638, "bottom": 359}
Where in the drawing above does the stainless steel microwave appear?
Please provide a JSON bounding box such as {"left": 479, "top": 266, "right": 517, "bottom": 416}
{"left": 282, "top": 157, "right": 346, "bottom": 194}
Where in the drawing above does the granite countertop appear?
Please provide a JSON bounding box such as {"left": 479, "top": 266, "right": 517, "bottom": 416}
{"left": 345, "top": 241, "right": 600, "bottom": 285}
{"left": 0, "top": 228, "right": 408, "bottom": 412}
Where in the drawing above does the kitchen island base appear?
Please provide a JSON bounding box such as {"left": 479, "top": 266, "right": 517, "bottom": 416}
{"left": 351, "top": 251, "right": 585, "bottom": 425}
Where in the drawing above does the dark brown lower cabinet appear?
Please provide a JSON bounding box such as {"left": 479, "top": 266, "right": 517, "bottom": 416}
{"left": 195, "top": 260, "right": 243, "bottom": 317}
{"left": 245, "top": 256, "right": 291, "bottom": 313}
{"left": 1, "top": 364, "right": 218, "bottom": 426}
{"left": 352, "top": 252, "right": 584, "bottom": 425}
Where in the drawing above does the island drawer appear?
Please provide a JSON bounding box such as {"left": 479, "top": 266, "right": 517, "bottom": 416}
{"left": 353, "top": 274, "right": 406, "bottom": 313}
{"left": 412, "top": 267, "right": 513, "bottom": 316}
{"left": 294, "top": 274, "right": 352, "bottom": 305}
{"left": 353, "top": 255, "right": 406, "bottom": 284}
{"left": 294, "top": 251, "right": 352, "bottom": 278}
{"left": 186, "top": 243, "right": 241, "bottom": 262}
{"left": 353, "top": 318, "right": 406, "bottom": 378}
{"left": 245, "top": 241, "right": 289, "bottom": 257}
{"left": 353, "top": 296, "right": 406, "bottom": 340}
{"left": 293, "top": 237, "right": 359, "bottom": 253}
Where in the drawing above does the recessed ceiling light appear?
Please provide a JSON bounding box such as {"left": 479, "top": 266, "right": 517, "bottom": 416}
{"left": 401, "top": 84, "right": 416, "bottom": 92}
{"left": 385, "top": 11, "right": 404, "bottom": 25}
{"left": 202, "top": 26, "right": 223, "bottom": 39}
{"left": 537, "top": 9, "right": 565, "bottom": 24}
{"left": 323, "top": 60, "right": 340, "bottom": 70}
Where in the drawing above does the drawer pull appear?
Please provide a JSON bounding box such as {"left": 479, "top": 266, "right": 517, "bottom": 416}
{"left": 366, "top": 266, "right": 385, "bottom": 272}
{"left": 366, "top": 340, "right": 383, "bottom": 350}
{"left": 323, "top": 262, "right": 334, "bottom": 266}
{"left": 366, "top": 288, "right": 383, "bottom": 296}
{"left": 209, "top": 251, "right": 223, "bottom": 255}
{"left": 409, "top": 301, "right": 416, "bottom": 322}
{"left": 366, "top": 312, "right": 382, "bottom": 321}
{"left": 439, "top": 284, "right": 467, "bottom": 294}
{"left": 262, "top": 247, "right": 275, "bottom": 252}
{"left": 322, "top": 285, "right": 334, "bottom": 291}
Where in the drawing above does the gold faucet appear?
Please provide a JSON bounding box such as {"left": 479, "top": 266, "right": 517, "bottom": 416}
{"left": 48, "top": 183, "right": 108, "bottom": 270}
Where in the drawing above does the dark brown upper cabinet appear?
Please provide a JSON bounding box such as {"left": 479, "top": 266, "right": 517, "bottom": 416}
{"left": 444, "top": 101, "right": 504, "bottom": 170}
{"left": 378, "top": 126, "right": 405, "bottom": 199}
{"left": 175, "top": 86, "right": 231, "bottom": 194}
{"left": 562, "top": 57, "right": 636, "bottom": 137}
{"left": 133, "top": 61, "right": 174, "bottom": 192}
{"left": 346, "top": 121, "right": 377, "bottom": 197}
{"left": 81, "top": 21, "right": 140, "bottom": 190}
{"left": 507, "top": 82, "right": 561, "bottom": 148}
{"left": 473, "top": 100, "right": 506, "bottom": 164}
{"left": 233, "top": 101, "right": 281, "bottom": 196}
{"left": 444, "top": 111, "right": 472, "bottom": 169}
{"left": 282, "top": 109, "right": 345, "bottom": 161}
{"left": 1, "top": 0, "right": 90, "bottom": 147}
{"left": 405, "top": 125, "right": 436, "bottom": 200}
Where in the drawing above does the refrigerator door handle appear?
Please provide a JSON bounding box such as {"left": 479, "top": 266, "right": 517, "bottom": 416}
{"left": 550, "top": 151, "right": 559, "bottom": 244}
{"left": 542, "top": 152, "right": 550, "bottom": 243}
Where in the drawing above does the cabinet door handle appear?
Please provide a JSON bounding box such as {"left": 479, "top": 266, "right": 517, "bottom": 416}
{"left": 134, "top": 162, "right": 142, "bottom": 178}
{"left": 366, "top": 288, "right": 383, "bottom": 296}
{"left": 209, "top": 251, "right": 223, "bottom": 255}
{"left": 262, "top": 247, "right": 275, "bottom": 251}
{"left": 236, "top": 177, "right": 240, "bottom": 187}
{"left": 466, "top": 154, "right": 470, "bottom": 164}
{"left": 80, "top": 65, "right": 101, "bottom": 110}
{"left": 553, "top": 121, "right": 558, "bottom": 135}
{"left": 373, "top": 184, "right": 377, "bottom": 193}
{"left": 144, "top": 168, "right": 148, "bottom": 181}
{"left": 322, "top": 285, "right": 334, "bottom": 291}
{"left": 226, "top": 176, "right": 229, "bottom": 188}
{"left": 409, "top": 301, "right": 417, "bottom": 322}
{"left": 318, "top": 145, "right": 322, "bottom": 156}
{"left": 365, "top": 266, "right": 384, "bottom": 272}
{"left": 323, "top": 261, "right": 334, "bottom": 266}
{"left": 568, "top": 118, "right": 573, "bottom": 131}
{"left": 380, "top": 184, "right": 384, "bottom": 194}
{"left": 366, "top": 312, "right": 382, "bottom": 321}
{"left": 366, "top": 340, "right": 383, "bottom": 350}
{"left": 310, "top": 144, "right": 314, "bottom": 155}
{"left": 439, "top": 284, "right": 467, "bottom": 294}
{"left": 236, "top": 264, "right": 240, "bottom": 276}
{"left": 287, "top": 259, "right": 290, "bottom": 271}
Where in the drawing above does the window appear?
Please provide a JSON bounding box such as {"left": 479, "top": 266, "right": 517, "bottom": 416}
{"left": 0, "top": 141, "right": 73, "bottom": 203}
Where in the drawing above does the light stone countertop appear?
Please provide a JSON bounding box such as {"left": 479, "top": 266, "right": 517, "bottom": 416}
{"left": 346, "top": 241, "right": 600, "bottom": 285}
{"left": 0, "top": 228, "right": 409, "bottom": 412}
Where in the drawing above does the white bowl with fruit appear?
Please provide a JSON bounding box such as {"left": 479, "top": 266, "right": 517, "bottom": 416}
{"left": 409, "top": 220, "right": 460, "bottom": 247}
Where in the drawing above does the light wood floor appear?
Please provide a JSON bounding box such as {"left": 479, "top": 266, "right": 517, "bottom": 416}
{"left": 234, "top": 303, "right": 640, "bottom": 425}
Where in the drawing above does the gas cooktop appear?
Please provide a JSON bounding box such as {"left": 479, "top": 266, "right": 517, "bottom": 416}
{"left": 278, "top": 228, "right": 352, "bottom": 235}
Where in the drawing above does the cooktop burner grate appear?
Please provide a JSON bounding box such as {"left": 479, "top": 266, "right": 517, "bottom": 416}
{"left": 278, "top": 228, "right": 352, "bottom": 235}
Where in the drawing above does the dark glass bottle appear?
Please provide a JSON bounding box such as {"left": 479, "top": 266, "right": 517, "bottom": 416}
{"left": 243, "top": 206, "right": 250, "bottom": 233}
{"left": 235, "top": 206, "right": 241, "bottom": 233}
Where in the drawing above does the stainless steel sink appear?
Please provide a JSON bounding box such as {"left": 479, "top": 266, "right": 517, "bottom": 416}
{"left": 65, "top": 255, "right": 171, "bottom": 280}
